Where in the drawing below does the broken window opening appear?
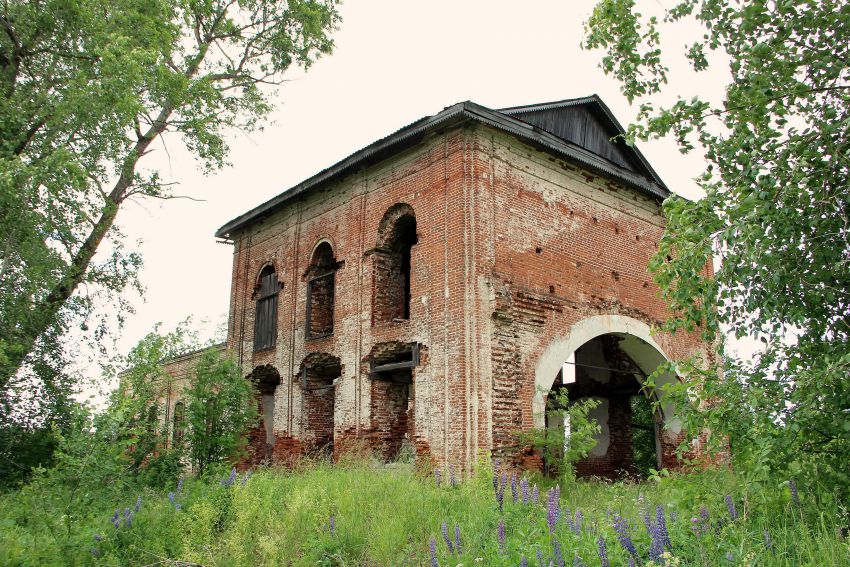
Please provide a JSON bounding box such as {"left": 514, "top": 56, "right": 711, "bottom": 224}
{"left": 373, "top": 205, "right": 418, "bottom": 324}
{"left": 368, "top": 342, "right": 421, "bottom": 461}
{"left": 300, "top": 354, "right": 341, "bottom": 456}
{"left": 306, "top": 242, "right": 337, "bottom": 339}
{"left": 247, "top": 365, "right": 281, "bottom": 463}
{"left": 254, "top": 265, "right": 280, "bottom": 351}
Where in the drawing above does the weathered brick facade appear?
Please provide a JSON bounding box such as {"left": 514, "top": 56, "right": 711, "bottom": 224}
{"left": 213, "top": 97, "right": 712, "bottom": 479}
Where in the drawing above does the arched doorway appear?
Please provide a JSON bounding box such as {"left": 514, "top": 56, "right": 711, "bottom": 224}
{"left": 534, "top": 315, "right": 679, "bottom": 480}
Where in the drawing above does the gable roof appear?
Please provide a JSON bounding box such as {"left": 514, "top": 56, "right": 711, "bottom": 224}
{"left": 215, "top": 95, "right": 670, "bottom": 239}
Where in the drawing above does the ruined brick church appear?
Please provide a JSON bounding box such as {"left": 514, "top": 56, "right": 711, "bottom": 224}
{"left": 170, "top": 96, "right": 711, "bottom": 479}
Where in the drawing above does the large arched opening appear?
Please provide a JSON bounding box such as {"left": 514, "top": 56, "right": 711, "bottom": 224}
{"left": 534, "top": 315, "right": 679, "bottom": 480}
{"left": 246, "top": 364, "right": 282, "bottom": 463}
{"left": 298, "top": 352, "right": 342, "bottom": 457}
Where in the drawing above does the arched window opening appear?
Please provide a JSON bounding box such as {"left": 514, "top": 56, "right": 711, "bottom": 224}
{"left": 373, "top": 205, "right": 418, "bottom": 324}
{"left": 544, "top": 333, "right": 662, "bottom": 480}
{"left": 172, "top": 401, "right": 185, "bottom": 446}
{"left": 300, "top": 353, "right": 341, "bottom": 456}
{"left": 246, "top": 365, "right": 281, "bottom": 464}
{"left": 306, "top": 242, "right": 337, "bottom": 339}
{"left": 254, "top": 265, "right": 280, "bottom": 351}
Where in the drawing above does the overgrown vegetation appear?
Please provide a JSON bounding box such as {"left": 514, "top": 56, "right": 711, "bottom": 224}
{"left": 0, "top": 457, "right": 846, "bottom": 566}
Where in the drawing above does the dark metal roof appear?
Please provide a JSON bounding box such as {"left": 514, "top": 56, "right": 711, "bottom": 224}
{"left": 215, "top": 96, "right": 670, "bottom": 239}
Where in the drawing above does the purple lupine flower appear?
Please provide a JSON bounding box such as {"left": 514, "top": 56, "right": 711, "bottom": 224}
{"left": 563, "top": 507, "right": 574, "bottom": 532}
{"left": 124, "top": 508, "right": 131, "bottom": 519}
{"left": 597, "top": 536, "right": 610, "bottom": 567}
{"left": 441, "top": 522, "right": 454, "bottom": 553}
{"left": 642, "top": 507, "right": 653, "bottom": 534}
{"left": 94, "top": 534, "right": 103, "bottom": 542}
{"left": 725, "top": 551, "right": 734, "bottom": 561}
{"left": 493, "top": 470, "right": 499, "bottom": 496}
{"left": 429, "top": 537, "right": 439, "bottom": 567}
{"left": 613, "top": 514, "right": 637, "bottom": 558}
{"left": 670, "top": 510, "right": 678, "bottom": 524}
{"left": 789, "top": 480, "right": 801, "bottom": 507}
{"left": 536, "top": 548, "right": 544, "bottom": 566}
{"left": 435, "top": 468, "right": 442, "bottom": 488}
{"left": 177, "top": 478, "right": 184, "bottom": 493}
{"left": 699, "top": 504, "right": 710, "bottom": 528}
{"left": 572, "top": 552, "right": 584, "bottom": 567}
{"left": 725, "top": 495, "right": 738, "bottom": 522}
{"left": 168, "top": 492, "right": 176, "bottom": 505}
{"left": 511, "top": 474, "right": 518, "bottom": 503}
{"left": 520, "top": 555, "right": 528, "bottom": 567}
{"left": 573, "top": 510, "right": 583, "bottom": 535}
{"left": 547, "top": 489, "right": 560, "bottom": 534}
{"left": 329, "top": 515, "right": 335, "bottom": 536}
{"left": 123, "top": 509, "right": 133, "bottom": 528}
{"left": 628, "top": 558, "right": 636, "bottom": 567}
{"left": 764, "top": 529, "right": 772, "bottom": 551}
{"left": 496, "top": 480, "right": 505, "bottom": 512}
{"left": 450, "top": 465, "right": 457, "bottom": 488}
{"left": 497, "top": 519, "right": 506, "bottom": 553}
{"left": 648, "top": 519, "right": 664, "bottom": 563}
{"left": 552, "top": 540, "right": 564, "bottom": 567}
{"left": 242, "top": 469, "right": 252, "bottom": 486}
{"left": 90, "top": 547, "right": 99, "bottom": 557}
{"left": 501, "top": 471, "right": 508, "bottom": 496}
{"left": 111, "top": 508, "right": 121, "bottom": 529}
{"left": 532, "top": 484, "right": 539, "bottom": 505}
{"left": 220, "top": 467, "right": 237, "bottom": 488}
{"left": 520, "top": 477, "right": 530, "bottom": 504}
{"left": 174, "top": 503, "right": 182, "bottom": 511}
{"left": 656, "top": 505, "right": 671, "bottom": 549}
{"left": 135, "top": 495, "right": 142, "bottom": 513}
{"left": 454, "top": 525, "right": 462, "bottom": 554}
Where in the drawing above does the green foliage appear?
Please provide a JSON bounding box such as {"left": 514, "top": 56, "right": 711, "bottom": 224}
{"left": 585, "top": 1, "right": 850, "bottom": 496}
{"left": 515, "top": 392, "right": 601, "bottom": 482}
{"left": 185, "top": 349, "right": 256, "bottom": 475}
{"left": 1, "top": 461, "right": 847, "bottom": 565}
{"left": 0, "top": 0, "right": 340, "bottom": 399}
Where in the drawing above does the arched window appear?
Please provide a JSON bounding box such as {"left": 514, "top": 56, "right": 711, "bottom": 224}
{"left": 373, "top": 204, "right": 417, "bottom": 324}
{"left": 254, "top": 265, "right": 280, "bottom": 351}
{"left": 306, "top": 242, "right": 337, "bottom": 339}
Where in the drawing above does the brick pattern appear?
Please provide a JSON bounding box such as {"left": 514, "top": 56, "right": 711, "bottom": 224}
{"left": 220, "top": 123, "right": 712, "bottom": 475}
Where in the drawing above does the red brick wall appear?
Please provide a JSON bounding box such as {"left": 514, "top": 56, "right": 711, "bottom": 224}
{"left": 223, "top": 124, "right": 712, "bottom": 474}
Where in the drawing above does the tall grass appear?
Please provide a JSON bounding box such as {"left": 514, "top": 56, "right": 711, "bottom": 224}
{"left": 0, "top": 457, "right": 847, "bottom": 565}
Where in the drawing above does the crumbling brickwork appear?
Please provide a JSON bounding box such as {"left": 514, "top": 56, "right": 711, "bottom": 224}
{"left": 214, "top": 97, "right": 713, "bottom": 477}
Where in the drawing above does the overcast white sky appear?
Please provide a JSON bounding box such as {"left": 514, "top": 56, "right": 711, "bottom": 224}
{"left": 85, "top": 0, "right": 738, "bottom": 395}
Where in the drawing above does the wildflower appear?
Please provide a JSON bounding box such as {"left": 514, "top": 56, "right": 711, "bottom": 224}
{"left": 613, "top": 514, "right": 637, "bottom": 558}
{"left": 669, "top": 511, "right": 678, "bottom": 524}
{"left": 628, "top": 558, "right": 636, "bottom": 567}
{"left": 520, "top": 555, "right": 528, "bottom": 567}
{"left": 174, "top": 503, "right": 182, "bottom": 511}
{"left": 547, "top": 489, "right": 560, "bottom": 534}
{"left": 496, "top": 481, "right": 505, "bottom": 512}
{"left": 511, "top": 474, "right": 518, "bottom": 503}
{"left": 329, "top": 515, "right": 335, "bottom": 536}
{"left": 435, "top": 468, "right": 442, "bottom": 488}
{"left": 93, "top": 534, "right": 103, "bottom": 542}
{"left": 564, "top": 507, "right": 573, "bottom": 531}
{"left": 454, "top": 525, "right": 462, "bottom": 554}
{"left": 532, "top": 484, "right": 539, "bottom": 505}
{"left": 177, "top": 478, "right": 184, "bottom": 493}
{"left": 725, "top": 551, "right": 734, "bottom": 561}
{"left": 553, "top": 540, "right": 564, "bottom": 567}
{"left": 764, "top": 529, "right": 772, "bottom": 551}
{"left": 597, "top": 536, "right": 610, "bottom": 567}
{"left": 656, "top": 505, "right": 671, "bottom": 549}
{"left": 725, "top": 495, "right": 738, "bottom": 522}
{"left": 536, "top": 548, "right": 544, "bottom": 566}
{"left": 572, "top": 552, "right": 584, "bottom": 567}
{"left": 90, "top": 547, "right": 99, "bottom": 557}
{"left": 441, "top": 522, "right": 454, "bottom": 554}
{"left": 497, "top": 519, "right": 506, "bottom": 553}
{"left": 690, "top": 517, "right": 701, "bottom": 537}
{"left": 429, "top": 536, "right": 439, "bottom": 567}
{"left": 168, "top": 492, "right": 176, "bottom": 505}
{"left": 501, "top": 471, "right": 508, "bottom": 495}
{"left": 789, "top": 479, "right": 801, "bottom": 507}
{"left": 573, "top": 510, "right": 583, "bottom": 535}
{"left": 648, "top": 520, "right": 664, "bottom": 563}
{"left": 242, "top": 469, "right": 252, "bottom": 486}
{"left": 699, "top": 504, "right": 710, "bottom": 529}
{"left": 493, "top": 471, "right": 499, "bottom": 496}
{"left": 520, "top": 477, "right": 530, "bottom": 504}
{"left": 135, "top": 495, "right": 142, "bottom": 513}
{"left": 221, "top": 467, "right": 237, "bottom": 488}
